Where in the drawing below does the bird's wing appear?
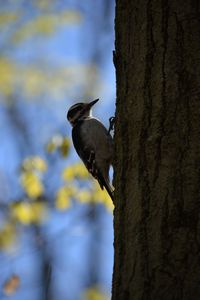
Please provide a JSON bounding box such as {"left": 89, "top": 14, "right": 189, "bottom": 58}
{"left": 72, "top": 118, "right": 113, "bottom": 165}
{"left": 72, "top": 118, "right": 114, "bottom": 199}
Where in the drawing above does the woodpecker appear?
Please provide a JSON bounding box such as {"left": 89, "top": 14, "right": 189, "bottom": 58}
{"left": 67, "top": 99, "right": 114, "bottom": 201}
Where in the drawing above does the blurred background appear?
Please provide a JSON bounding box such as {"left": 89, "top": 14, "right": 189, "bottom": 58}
{"left": 0, "top": 1, "right": 115, "bottom": 299}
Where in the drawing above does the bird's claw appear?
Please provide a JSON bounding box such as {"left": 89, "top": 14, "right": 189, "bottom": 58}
{"left": 108, "top": 116, "right": 115, "bottom": 134}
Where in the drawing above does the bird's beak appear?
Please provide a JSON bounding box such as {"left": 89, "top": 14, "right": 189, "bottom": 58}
{"left": 88, "top": 98, "right": 99, "bottom": 108}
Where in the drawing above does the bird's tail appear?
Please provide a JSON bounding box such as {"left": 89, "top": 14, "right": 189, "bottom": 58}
{"left": 97, "top": 172, "right": 114, "bottom": 202}
{"left": 104, "top": 179, "right": 114, "bottom": 202}
{"left": 86, "top": 152, "right": 114, "bottom": 202}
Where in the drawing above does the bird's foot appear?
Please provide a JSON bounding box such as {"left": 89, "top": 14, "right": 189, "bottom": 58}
{"left": 108, "top": 116, "right": 115, "bottom": 134}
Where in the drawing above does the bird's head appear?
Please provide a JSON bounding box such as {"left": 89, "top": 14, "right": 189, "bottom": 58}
{"left": 67, "top": 99, "right": 99, "bottom": 126}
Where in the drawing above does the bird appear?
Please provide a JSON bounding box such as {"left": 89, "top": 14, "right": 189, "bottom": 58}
{"left": 67, "top": 99, "right": 114, "bottom": 201}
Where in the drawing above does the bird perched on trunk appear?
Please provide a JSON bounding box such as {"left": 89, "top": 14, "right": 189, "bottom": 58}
{"left": 67, "top": 99, "right": 114, "bottom": 201}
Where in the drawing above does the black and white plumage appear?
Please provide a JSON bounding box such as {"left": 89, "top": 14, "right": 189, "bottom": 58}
{"left": 67, "top": 99, "right": 114, "bottom": 201}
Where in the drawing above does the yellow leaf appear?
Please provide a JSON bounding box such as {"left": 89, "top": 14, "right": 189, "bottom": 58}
{"left": 74, "top": 163, "right": 89, "bottom": 178}
{"left": 12, "top": 15, "right": 56, "bottom": 43}
{"left": 46, "top": 141, "right": 57, "bottom": 153}
{"left": 46, "top": 135, "right": 70, "bottom": 156}
{"left": 0, "top": 223, "right": 16, "bottom": 250}
{"left": 0, "top": 13, "right": 19, "bottom": 26}
{"left": 31, "top": 202, "right": 47, "bottom": 223}
{"left": 62, "top": 166, "right": 74, "bottom": 181}
{"left": 22, "top": 156, "right": 47, "bottom": 172}
{"left": 60, "top": 137, "right": 70, "bottom": 157}
{"left": 32, "top": 156, "right": 47, "bottom": 172}
{"left": 11, "top": 202, "right": 47, "bottom": 224}
{"left": 62, "top": 162, "right": 89, "bottom": 181}
{"left": 61, "top": 163, "right": 113, "bottom": 210}
{"left": 33, "top": 15, "right": 57, "bottom": 34}
{"left": 77, "top": 189, "right": 92, "bottom": 203}
{"left": 83, "top": 287, "right": 109, "bottom": 300}
{"left": 93, "top": 184, "right": 114, "bottom": 212}
{"left": 12, "top": 202, "right": 33, "bottom": 224}
{"left": 104, "top": 197, "right": 114, "bottom": 212}
{"left": 20, "top": 172, "right": 44, "bottom": 198}
{"left": 3, "top": 275, "right": 20, "bottom": 296}
{"left": 0, "top": 58, "right": 15, "bottom": 96}
{"left": 55, "top": 187, "right": 71, "bottom": 210}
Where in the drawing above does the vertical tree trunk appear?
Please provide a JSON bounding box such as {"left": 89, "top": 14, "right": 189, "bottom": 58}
{"left": 112, "top": 1, "right": 200, "bottom": 299}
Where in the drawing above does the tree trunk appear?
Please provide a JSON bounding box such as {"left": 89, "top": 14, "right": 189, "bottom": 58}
{"left": 112, "top": 1, "right": 200, "bottom": 299}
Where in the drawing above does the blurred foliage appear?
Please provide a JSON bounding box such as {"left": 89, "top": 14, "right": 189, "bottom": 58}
{"left": 0, "top": 12, "right": 20, "bottom": 27}
{"left": 0, "top": 8, "right": 81, "bottom": 42}
{"left": 21, "top": 172, "right": 44, "bottom": 198}
{"left": 0, "top": 139, "right": 113, "bottom": 251}
{"left": 12, "top": 10, "right": 82, "bottom": 43}
{"left": 0, "top": 58, "right": 99, "bottom": 99}
{"left": 47, "top": 137, "right": 114, "bottom": 211}
{"left": 46, "top": 134, "right": 70, "bottom": 157}
{"left": 21, "top": 156, "right": 47, "bottom": 172}
{"left": 0, "top": 3, "right": 101, "bottom": 100}
{"left": 11, "top": 201, "right": 47, "bottom": 225}
{"left": 0, "top": 223, "right": 16, "bottom": 251}
{"left": 0, "top": 0, "right": 111, "bottom": 257}
{"left": 20, "top": 156, "right": 47, "bottom": 199}
{"left": 83, "top": 286, "right": 110, "bottom": 300}
{"left": 0, "top": 1, "right": 114, "bottom": 298}
{"left": 35, "top": 0, "right": 52, "bottom": 10}
{"left": 62, "top": 162, "right": 89, "bottom": 180}
{"left": 61, "top": 161, "right": 114, "bottom": 211}
{"left": 55, "top": 186, "right": 74, "bottom": 210}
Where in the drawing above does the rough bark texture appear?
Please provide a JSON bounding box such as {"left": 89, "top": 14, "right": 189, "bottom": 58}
{"left": 112, "top": 1, "right": 200, "bottom": 299}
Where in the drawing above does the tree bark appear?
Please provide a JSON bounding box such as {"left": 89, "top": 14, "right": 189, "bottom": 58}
{"left": 112, "top": 1, "right": 200, "bottom": 299}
